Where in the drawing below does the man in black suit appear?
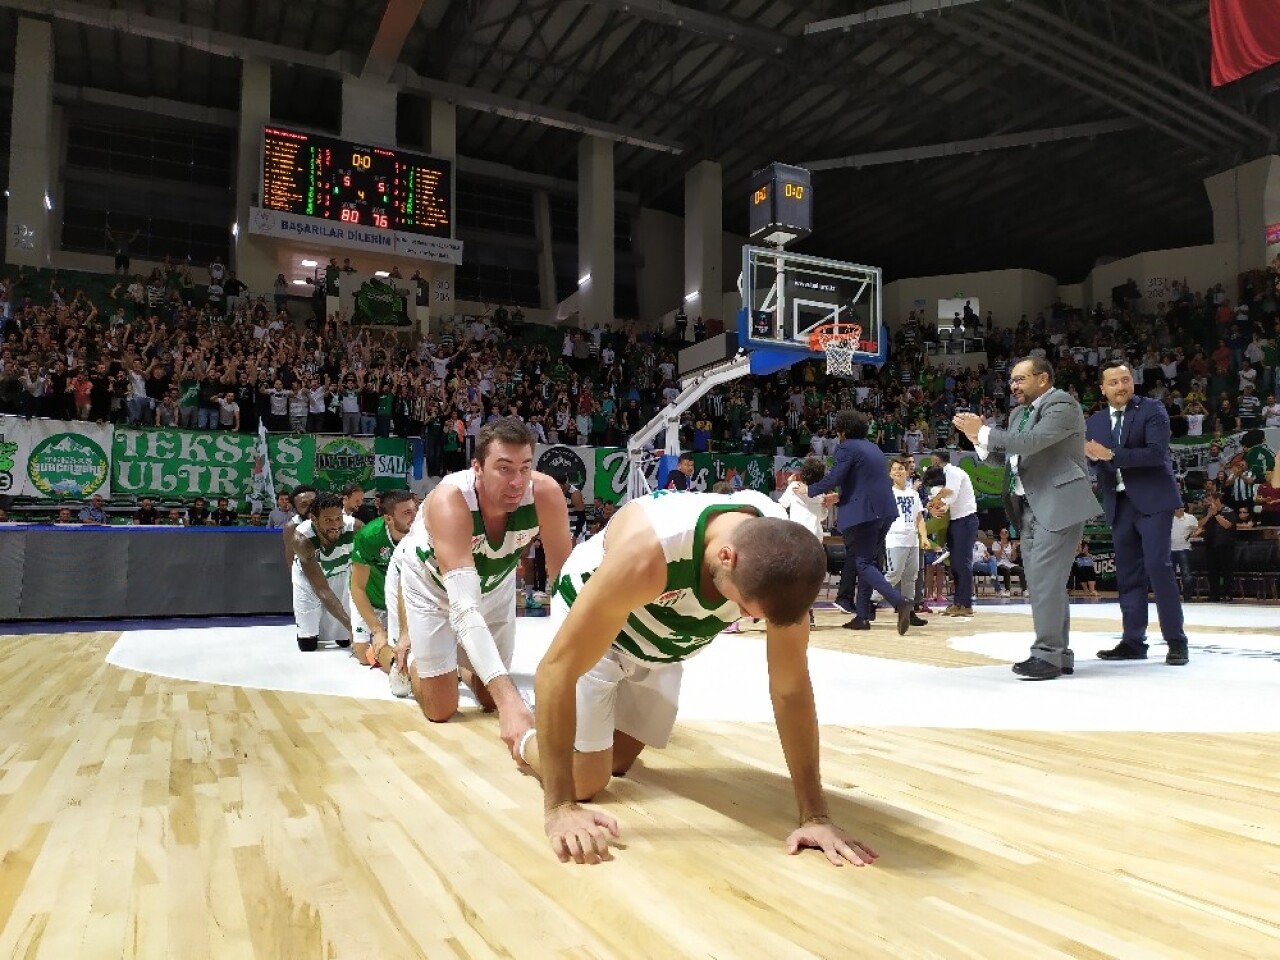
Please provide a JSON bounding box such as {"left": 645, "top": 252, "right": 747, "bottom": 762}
{"left": 797, "top": 410, "right": 913, "bottom": 635}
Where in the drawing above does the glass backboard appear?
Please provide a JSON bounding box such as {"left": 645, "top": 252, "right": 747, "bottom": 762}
{"left": 736, "top": 245, "right": 885, "bottom": 375}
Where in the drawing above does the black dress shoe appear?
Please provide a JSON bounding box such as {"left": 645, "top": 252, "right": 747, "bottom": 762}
{"left": 843, "top": 618, "right": 871, "bottom": 631}
{"left": 909, "top": 614, "right": 928, "bottom": 627}
{"left": 1097, "top": 643, "right": 1147, "bottom": 661}
{"left": 1166, "top": 641, "right": 1189, "bottom": 666}
{"left": 896, "top": 602, "right": 914, "bottom": 635}
{"left": 1012, "top": 657, "right": 1065, "bottom": 680}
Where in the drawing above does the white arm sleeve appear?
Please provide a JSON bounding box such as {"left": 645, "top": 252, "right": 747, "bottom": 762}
{"left": 442, "top": 567, "right": 508, "bottom": 685}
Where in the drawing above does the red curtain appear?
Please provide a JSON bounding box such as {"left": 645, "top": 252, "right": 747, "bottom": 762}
{"left": 1211, "top": 0, "right": 1280, "bottom": 86}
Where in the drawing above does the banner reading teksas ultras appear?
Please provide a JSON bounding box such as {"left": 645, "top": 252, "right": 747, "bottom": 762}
{"left": 112, "top": 429, "right": 314, "bottom": 501}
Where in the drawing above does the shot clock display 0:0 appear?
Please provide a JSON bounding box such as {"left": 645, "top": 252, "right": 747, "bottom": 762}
{"left": 748, "top": 162, "right": 812, "bottom": 245}
{"left": 260, "top": 126, "right": 453, "bottom": 238}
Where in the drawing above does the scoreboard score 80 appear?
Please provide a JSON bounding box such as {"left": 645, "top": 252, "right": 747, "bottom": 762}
{"left": 260, "top": 126, "right": 453, "bottom": 238}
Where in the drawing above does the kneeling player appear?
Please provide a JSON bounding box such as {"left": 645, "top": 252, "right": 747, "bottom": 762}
{"left": 291, "top": 491, "right": 360, "bottom": 651}
{"left": 521, "top": 489, "right": 879, "bottom": 869}
{"left": 394, "top": 417, "right": 573, "bottom": 756}
{"left": 350, "top": 489, "right": 418, "bottom": 690}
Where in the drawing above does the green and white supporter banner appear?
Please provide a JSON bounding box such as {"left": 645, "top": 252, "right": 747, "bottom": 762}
{"left": 0, "top": 416, "right": 113, "bottom": 499}
{"left": 112, "top": 429, "right": 313, "bottom": 501}
{"left": 313, "top": 435, "right": 409, "bottom": 492}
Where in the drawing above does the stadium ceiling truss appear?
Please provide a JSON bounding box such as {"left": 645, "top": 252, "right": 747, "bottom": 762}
{"left": 0, "top": 0, "right": 1277, "bottom": 281}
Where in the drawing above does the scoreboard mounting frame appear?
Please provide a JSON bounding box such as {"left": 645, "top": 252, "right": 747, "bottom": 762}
{"left": 260, "top": 125, "right": 454, "bottom": 239}
{"left": 748, "top": 162, "right": 812, "bottom": 247}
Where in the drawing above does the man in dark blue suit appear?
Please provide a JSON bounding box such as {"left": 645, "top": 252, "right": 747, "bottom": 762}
{"left": 1084, "top": 361, "right": 1189, "bottom": 665}
{"left": 799, "top": 410, "right": 914, "bottom": 635}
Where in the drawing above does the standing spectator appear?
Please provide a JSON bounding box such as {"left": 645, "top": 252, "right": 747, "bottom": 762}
{"left": 217, "top": 391, "right": 241, "bottom": 431}
{"left": 1195, "top": 492, "right": 1236, "bottom": 602}
{"left": 274, "top": 273, "right": 289, "bottom": 313}
{"left": 223, "top": 272, "right": 247, "bottom": 315}
{"left": 1169, "top": 503, "right": 1199, "bottom": 596}
{"left": 288, "top": 383, "right": 309, "bottom": 433}
{"left": 339, "top": 376, "right": 360, "bottom": 435}
{"left": 927, "top": 450, "right": 979, "bottom": 617}
{"left": 106, "top": 226, "right": 140, "bottom": 275}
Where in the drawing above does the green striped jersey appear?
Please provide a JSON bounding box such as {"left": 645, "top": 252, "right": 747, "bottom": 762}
{"left": 402, "top": 468, "right": 539, "bottom": 597}
{"left": 555, "top": 490, "right": 785, "bottom": 664}
{"left": 295, "top": 515, "right": 357, "bottom": 579}
{"left": 351, "top": 517, "right": 395, "bottom": 609}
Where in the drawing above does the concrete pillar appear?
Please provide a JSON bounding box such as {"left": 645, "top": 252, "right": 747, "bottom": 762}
{"left": 577, "top": 136, "right": 615, "bottom": 328}
{"left": 683, "top": 160, "right": 722, "bottom": 339}
{"left": 425, "top": 99, "right": 457, "bottom": 321}
{"left": 533, "top": 190, "right": 556, "bottom": 311}
{"left": 5, "top": 18, "right": 55, "bottom": 267}
{"left": 234, "top": 60, "right": 277, "bottom": 295}
{"left": 341, "top": 75, "right": 398, "bottom": 145}
{"left": 1204, "top": 156, "right": 1280, "bottom": 277}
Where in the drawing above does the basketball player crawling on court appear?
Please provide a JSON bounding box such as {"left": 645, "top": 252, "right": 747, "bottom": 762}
{"left": 519, "top": 488, "right": 881, "bottom": 869}
{"left": 392, "top": 417, "right": 574, "bottom": 758}
{"left": 291, "top": 491, "right": 362, "bottom": 651}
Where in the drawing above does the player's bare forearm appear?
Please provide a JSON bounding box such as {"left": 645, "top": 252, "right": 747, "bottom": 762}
{"left": 349, "top": 565, "right": 382, "bottom": 634}
{"left": 533, "top": 662, "right": 580, "bottom": 810}
{"left": 770, "top": 683, "right": 830, "bottom": 823}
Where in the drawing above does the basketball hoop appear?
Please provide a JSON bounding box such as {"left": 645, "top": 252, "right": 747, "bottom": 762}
{"left": 808, "top": 323, "right": 862, "bottom": 377}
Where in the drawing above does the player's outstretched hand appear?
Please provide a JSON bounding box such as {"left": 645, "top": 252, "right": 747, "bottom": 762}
{"left": 545, "top": 803, "right": 620, "bottom": 865}
{"left": 785, "top": 819, "right": 879, "bottom": 867}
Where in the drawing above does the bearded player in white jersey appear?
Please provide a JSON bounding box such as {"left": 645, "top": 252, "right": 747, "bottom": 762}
{"left": 394, "top": 417, "right": 574, "bottom": 758}
{"left": 520, "top": 489, "right": 880, "bottom": 869}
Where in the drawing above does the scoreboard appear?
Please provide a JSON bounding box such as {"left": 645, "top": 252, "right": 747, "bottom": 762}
{"left": 748, "top": 162, "right": 812, "bottom": 246}
{"left": 260, "top": 126, "right": 453, "bottom": 238}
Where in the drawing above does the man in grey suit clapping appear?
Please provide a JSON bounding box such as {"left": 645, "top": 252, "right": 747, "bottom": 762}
{"left": 953, "top": 357, "right": 1100, "bottom": 680}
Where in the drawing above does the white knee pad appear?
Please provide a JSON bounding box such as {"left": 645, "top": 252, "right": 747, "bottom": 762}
{"left": 443, "top": 567, "right": 508, "bottom": 685}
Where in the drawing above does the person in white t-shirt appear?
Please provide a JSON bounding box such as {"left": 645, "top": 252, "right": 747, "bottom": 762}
{"left": 1263, "top": 394, "right": 1280, "bottom": 429}
{"left": 880, "top": 458, "right": 929, "bottom": 625}
{"left": 778, "top": 457, "right": 836, "bottom": 627}
{"left": 927, "top": 450, "right": 979, "bottom": 615}
{"left": 1169, "top": 503, "right": 1199, "bottom": 598}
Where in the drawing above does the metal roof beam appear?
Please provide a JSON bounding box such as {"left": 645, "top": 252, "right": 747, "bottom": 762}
{"left": 805, "top": 0, "right": 989, "bottom": 36}
{"left": 0, "top": 0, "right": 683, "bottom": 154}
{"left": 1007, "top": 3, "right": 1272, "bottom": 142}
{"left": 362, "top": 0, "right": 426, "bottom": 82}
{"left": 800, "top": 118, "right": 1143, "bottom": 171}
{"left": 0, "top": 73, "right": 240, "bottom": 127}
{"left": 584, "top": 0, "right": 787, "bottom": 56}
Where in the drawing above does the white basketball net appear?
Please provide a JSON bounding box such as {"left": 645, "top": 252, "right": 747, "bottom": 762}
{"left": 820, "top": 337, "right": 859, "bottom": 376}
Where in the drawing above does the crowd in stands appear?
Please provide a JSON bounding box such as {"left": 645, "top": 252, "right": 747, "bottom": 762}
{"left": 3, "top": 255, "right": 1280, "bottom": 521}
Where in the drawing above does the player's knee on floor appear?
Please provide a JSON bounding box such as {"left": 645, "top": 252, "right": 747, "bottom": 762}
{"left": 415, "top": 672, "right": 460, "bottom": 723}
{"left": 297, "top": 635, "right": 319, "bottom": 652}
{"left": 574, "top": 753, "right": 615, "bottom": 801}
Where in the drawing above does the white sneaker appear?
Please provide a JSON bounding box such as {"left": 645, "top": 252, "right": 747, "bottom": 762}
{"left": 388, "top": 662, "right": 412, "bottom": 699}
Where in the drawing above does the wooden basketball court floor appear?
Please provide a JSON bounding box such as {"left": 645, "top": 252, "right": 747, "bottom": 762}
{"left": 1, "top": 602, "right": 1277, "bottom": 959}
